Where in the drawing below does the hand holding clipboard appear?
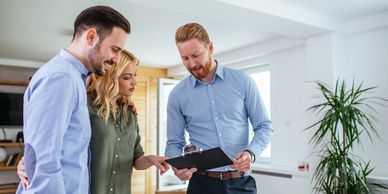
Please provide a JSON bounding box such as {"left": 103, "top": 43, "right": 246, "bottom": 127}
{"left": 165, "top": 147, "right": 233, "bottom": 171}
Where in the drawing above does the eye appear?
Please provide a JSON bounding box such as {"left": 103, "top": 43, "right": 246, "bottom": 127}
{"left": 122, "top": 74, "right": 134, "bottom": 80}
{"left": 112, "top": 47, "right": 120, "bottom": 53}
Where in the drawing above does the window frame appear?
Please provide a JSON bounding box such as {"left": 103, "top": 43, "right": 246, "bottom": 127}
{"left": 244, "top": 65, "right": 272, "bottom": 163}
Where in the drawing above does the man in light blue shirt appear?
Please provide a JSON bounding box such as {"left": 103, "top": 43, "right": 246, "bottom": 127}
{"left": 165, "top": 23, "right": 273, "bottom": 194}
{"left": 16, "top": 6, "right": 130, "bottom": 193}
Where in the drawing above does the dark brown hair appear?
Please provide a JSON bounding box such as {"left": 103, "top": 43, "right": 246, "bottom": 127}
{"left": 72, "top": 5, "right": 130, "bottom": 41}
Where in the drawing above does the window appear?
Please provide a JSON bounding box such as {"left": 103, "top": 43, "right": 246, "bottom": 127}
{"left": 249, "top": 70, "right": 271, "bottom": 159}
{"left": 157, "top": 78, "right": 187, "bottom": 191}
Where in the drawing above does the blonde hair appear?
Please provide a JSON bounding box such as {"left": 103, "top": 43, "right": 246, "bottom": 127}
{"left": 86, "top": 50, "right": 139, "bottom": 122}
{"left": 175, "top": 23, "right": 210, "bottom": 45}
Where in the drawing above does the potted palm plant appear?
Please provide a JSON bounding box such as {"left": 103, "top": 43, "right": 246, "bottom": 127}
{"left": 305, "top": 79, "right": 388, "bottom": 194}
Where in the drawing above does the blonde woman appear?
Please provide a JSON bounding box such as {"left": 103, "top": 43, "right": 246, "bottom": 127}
{"left": 18, "top": 50, "right": 169, "bottom": 194}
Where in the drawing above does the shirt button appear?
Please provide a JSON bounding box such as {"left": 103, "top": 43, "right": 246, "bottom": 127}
{"left": 110, "top": 188, "right": 114, "bottom": 191}
{"left": 115, "top": 124, "right": 119, "bottom": 128}
{"left": 219, "top": 134, "right": 222, "bottom": 137}
{"left": 113, "top": 171, "right": 116, "bottom": 174}
{"left": 115, "top": 154, "right": 118, "bottom": 158}
{"left": 117, "top": 138, "right": 121, "bottom": 141}
{"left": 215, "top": 117, "right": 218, "bottom": 120}
{"left": 211, "top": 101, "right": 215, "bottom": 104}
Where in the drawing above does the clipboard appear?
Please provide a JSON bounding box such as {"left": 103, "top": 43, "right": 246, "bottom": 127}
{"left": 165, "top": 147, "right": 233, "bottom": 171}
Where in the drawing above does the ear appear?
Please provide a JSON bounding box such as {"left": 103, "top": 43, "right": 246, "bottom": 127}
{"left": 85, "top": 28, "right": 98, "bottom": 46}
{"left": 207, "top": 41, "right": 214, "bottom": 55}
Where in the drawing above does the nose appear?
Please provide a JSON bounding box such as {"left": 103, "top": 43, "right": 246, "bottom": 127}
{"left": 186, "top": 58, "right": 196, "bottom": 68}
{"left": 131, "top": 78, "right": 137, "bottom": 86}
{"left": 111, "top": 52, "right": 121, "bottom": 65}
{"left": 111, "top": 56, "right": 118, "bottom": 65}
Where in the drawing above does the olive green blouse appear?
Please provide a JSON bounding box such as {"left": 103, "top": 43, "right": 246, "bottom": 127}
{"left": 88, "top": 101, "right": 144, "bottom": 194}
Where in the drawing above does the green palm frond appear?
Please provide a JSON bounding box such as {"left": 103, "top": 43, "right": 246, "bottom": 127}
{"left": 305, "top": 79, "right": 388, "bottom": 194}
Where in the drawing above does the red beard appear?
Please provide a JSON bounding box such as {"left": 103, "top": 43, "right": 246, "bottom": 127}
{"left": 189, "top": 56, "right": 212, "bottom": 80}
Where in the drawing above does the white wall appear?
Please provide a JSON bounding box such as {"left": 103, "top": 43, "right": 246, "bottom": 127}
{"left": 342, "top": 26, "right": 388, "bottom": 177}
{"left": 267, "top": 47, "right": 312, "bottom": 167}
{"left": 0, "top": 65, "right": 36, "bottom": 81}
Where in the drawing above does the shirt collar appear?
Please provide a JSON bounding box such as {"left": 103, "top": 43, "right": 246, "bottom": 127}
{"left": 189, "top": 60, "right": 224, "bottom": 88}
{"left": 59, "top": 49, "right": 90, "bottom": 79}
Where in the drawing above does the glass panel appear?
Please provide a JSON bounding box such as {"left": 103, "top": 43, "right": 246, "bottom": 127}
{"left": 157, "top": 78, "right": 188, "bottom": 191}
{"left": 249, "top": 71, "right": 271, "bottom": 158}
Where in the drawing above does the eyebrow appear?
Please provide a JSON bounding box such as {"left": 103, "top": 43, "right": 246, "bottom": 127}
{"left": 122, "top": 71, "right": 137, "bottom": 76}
{"left": 190, "top": 51, "right": 201, "bottom": 56}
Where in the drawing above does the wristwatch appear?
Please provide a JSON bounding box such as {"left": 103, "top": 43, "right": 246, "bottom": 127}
{"left": 243, "top": 149, "right": 256, "bottom": 163}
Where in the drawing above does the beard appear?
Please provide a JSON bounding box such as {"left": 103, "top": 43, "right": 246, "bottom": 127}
{"left": 189, "top": 55, "right": 212, "bottom": 80}
{"left": 88, "top": 42, "right": 114, "bottom": 76}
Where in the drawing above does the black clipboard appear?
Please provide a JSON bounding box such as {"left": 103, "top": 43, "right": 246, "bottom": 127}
{"left": 165, "top": 147, "right": 233, "bottom": 171}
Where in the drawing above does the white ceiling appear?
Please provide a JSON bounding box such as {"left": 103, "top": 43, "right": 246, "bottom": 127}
{"left": 1, "top": 0, "right": 388, "bottom": 68}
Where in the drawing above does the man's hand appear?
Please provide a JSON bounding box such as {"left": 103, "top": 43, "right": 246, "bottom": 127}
{"left": 146, "top": 155, "right": 169, "bottom": 175}
{"left": 128, "top": 100, "right": 138, "bottom": 115}
{"left": 229, "top": 151, "right": 252, "bottom": 172}
{"left": 172, "top": 167, "right": 197, "bottom": 181}
{"left": 17, "top": 156, "right": 29, "bottom": 190}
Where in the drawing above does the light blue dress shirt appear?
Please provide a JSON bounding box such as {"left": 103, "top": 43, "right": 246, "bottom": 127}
{"left": 165, "top": 63, "right": 273, "bottom": 171}
{"left": 16, "top": 49, "right": 91, "bottom": 194}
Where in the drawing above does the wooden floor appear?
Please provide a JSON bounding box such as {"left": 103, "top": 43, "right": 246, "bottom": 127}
{"left": 155, "top": 190, "right": 186, "bottom": 194}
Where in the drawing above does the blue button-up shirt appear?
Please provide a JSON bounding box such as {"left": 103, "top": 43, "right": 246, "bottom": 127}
{"left": 165, "top": 63, "right": 273, "bottom": 171}
{"left": 16, "top": 49, "right": 91, "bottom": 194}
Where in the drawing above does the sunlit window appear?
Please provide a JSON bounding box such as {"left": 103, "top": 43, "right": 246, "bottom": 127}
{"left": 249, "top": 71, "right": 271, "bottom": 159}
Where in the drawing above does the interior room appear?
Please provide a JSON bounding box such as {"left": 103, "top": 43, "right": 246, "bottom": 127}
{"left": 1, "top": 0, "right": 388, "bottom": 193}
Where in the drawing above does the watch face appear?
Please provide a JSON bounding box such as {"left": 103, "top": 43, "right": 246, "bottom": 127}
{"left": 184, "top": 144, "right": 197, "bottom": 154}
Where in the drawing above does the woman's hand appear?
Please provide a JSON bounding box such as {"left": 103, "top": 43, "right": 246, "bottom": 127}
{"left": 134, "top": 155, "right": 170, "bottom": 175}
{"left": 128, "top": 100, "right": 138, "bottom": 115}
{"left": 17, "top": 156, "right": 29, "bottom": 190}
{"left": 146, "top": 155, "right": 170, "bottom": 175}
